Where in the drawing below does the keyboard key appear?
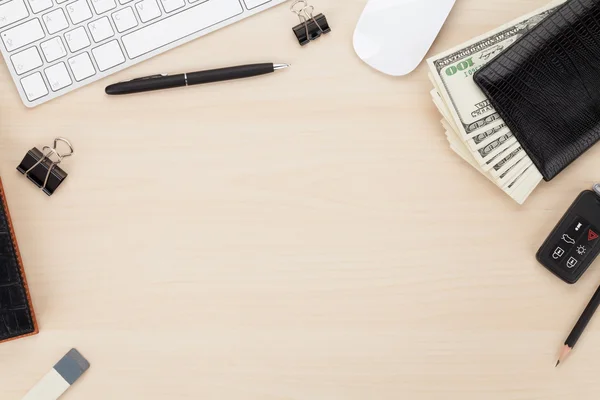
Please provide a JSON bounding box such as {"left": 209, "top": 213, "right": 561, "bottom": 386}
{"left": 67, "top": 51, "right": 94, "bottom": 80}
{"left": 66, "top": 0, "right": 92, "bottom": 24}
{"left": 28, "top": 0, "right": 53, "bottom": 13}
{"left": 90, "top": 0, "right": 116, "bottom": 14}
{"left": 112, "top": 7, "right": 137, "bottom": 32}
{"left": 0, "top": 0, "right": 29, "bottom": 29}
{"left": 134, "top": 0, "right": 160, "bottom": 22}
{"left": 88, "top": 16, "right": 114, "bottom": 42}
{"left": 44, "top": 62, "right": 72, "bottom": 90}
{"left": 242, "top": 0, "right": 269, "bottom": 8}
{"left": 118, "top": 0, "right": 132, "bottom": 4}
{"left": 123, "top": 0, "right": 243, "bottom": 58}
{"left": 40, "top": 36, "right": 66, "bottom": 62}
{"left": 160, "top": 0, "right": 184, "bottom": 12}
{"left": 91, "top": 39, "right": 124, "bottom": 71}
{"left": 42, "top": 8, "right": 68, "bottom": 34}
{"left": 1, "top": 19, "right": 44, "bottom": 51}
{"left": 20, "top": 71, "right": 48, "bottom": 100}
{"left": 64, "top": 26, "right": 90, "bottom": 51}
{"left": 10, "top": 46, "right": 42, "bottom": 74}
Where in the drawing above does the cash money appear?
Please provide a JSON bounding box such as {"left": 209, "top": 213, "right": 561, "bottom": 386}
{"left": 426, "top": 0, "right": 566, "bottom": 204}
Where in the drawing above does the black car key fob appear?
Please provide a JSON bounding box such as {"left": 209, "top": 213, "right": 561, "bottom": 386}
{"left": 537, "top": 185, "right": 600, "bottom": 284}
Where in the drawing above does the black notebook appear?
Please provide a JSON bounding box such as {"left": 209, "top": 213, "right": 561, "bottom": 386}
{"left": 0, "top": 178, "right": 37, "bottom": 343}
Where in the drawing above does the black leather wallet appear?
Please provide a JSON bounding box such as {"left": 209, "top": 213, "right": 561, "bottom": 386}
{"left": 0, "top": 178, "right": 37, "bottom": 343}
{"left": 474, "top": 0, "right": 600, "bottom": 181}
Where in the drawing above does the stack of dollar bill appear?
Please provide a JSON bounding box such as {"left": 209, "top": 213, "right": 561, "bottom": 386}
{"left": 426, "top": 1, "right": 564, "bottom": 204}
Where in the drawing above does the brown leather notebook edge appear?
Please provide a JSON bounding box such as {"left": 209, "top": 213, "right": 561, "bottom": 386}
{"left": 0, "top": 178, "right": 38, "bottom": 343}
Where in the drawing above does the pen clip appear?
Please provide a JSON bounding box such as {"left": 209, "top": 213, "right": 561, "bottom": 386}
{"left": 128, "top": 74, "right": 168, "bottom": 82}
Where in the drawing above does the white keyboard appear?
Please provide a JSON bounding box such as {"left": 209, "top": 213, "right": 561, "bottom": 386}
{"left": 0, "top": 0, "right": 286, "bottom": 107}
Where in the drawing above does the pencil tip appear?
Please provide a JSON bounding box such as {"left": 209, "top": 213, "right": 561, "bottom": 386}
{"left": 273, "top": 63, "right": 290, "bottom": 70}
{"left": 556, "top": 345, "right": 571, "bottom": 367}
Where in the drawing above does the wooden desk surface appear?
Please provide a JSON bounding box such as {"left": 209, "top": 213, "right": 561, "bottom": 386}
{"left": 1, "top": 0, "right": 600, "bottom": 398}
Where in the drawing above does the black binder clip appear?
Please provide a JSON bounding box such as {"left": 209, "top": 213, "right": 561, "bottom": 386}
{"left": 291, "top": 0, "right": 330, "bottom": 46}
{"left": 17, "top": 137, "right": 74, "bottom": 196}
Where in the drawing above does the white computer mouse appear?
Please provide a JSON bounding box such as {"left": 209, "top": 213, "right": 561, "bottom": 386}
{"left": 353, "top": 0, "right": 456, "bottom": 76}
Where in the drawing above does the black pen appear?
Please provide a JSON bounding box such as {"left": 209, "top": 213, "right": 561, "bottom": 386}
{"left": 105, "top": 63, "right": 290, "bottom": 95}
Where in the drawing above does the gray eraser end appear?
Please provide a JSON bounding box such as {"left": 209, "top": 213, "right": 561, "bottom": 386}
{"left": 54, "top": 348, "right": 90, "bottom": 385}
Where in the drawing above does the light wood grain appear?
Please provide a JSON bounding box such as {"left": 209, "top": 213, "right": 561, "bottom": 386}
{"left": 1, "top": 0, "right": 600, "bottom": 398}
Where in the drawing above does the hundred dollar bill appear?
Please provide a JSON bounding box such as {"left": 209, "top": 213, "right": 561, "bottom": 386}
{"left": 490, "top": 147, "right": 529, "bottom": 180}
{"left": 432, "top": 90, "right": 522, "bottom": 171}
{"left": 444, "top": 126, "right": 539, "bottom": 204}
{"left": 439, "top": 110, "right": 519, "bottom": 169}
{"left": 440, "top": 117, "right": 522, "bottom": 177}
{"left": 469, "top": 125, "right": 511, "bottom": 151}
{"left": 435, "top": 95, "right": 530, "bottom": 181}
{"left": 430, "top": 89, "right": 456, "bottom": 130}
{"left": 429, "top": 87, "right": 513, "bottom": 151}
{"left": 508, "top": 166, "right": 543, "bottom": 204}
{"left": 444, "top": 122, "right": 531, "bottom": 188}
{"left": 427, "top": 1, "right": 564, "bottom": 141}
{"left": 477, "top": 135, "right": 518, "bottom": 171}
{"left": 498, "top": 157, "right": 532, "bottom": 190}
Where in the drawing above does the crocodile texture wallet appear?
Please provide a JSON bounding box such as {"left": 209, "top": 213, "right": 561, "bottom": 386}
{"left": 0, "top": 178, "right": 37, "bottom": 343}
{"left": 474, "top": 0, "right": 600, "bottom": 181}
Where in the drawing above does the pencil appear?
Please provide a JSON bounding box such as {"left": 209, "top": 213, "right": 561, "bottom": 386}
{"left": 556, "top": 284, "right": 600, "bottom": 366}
